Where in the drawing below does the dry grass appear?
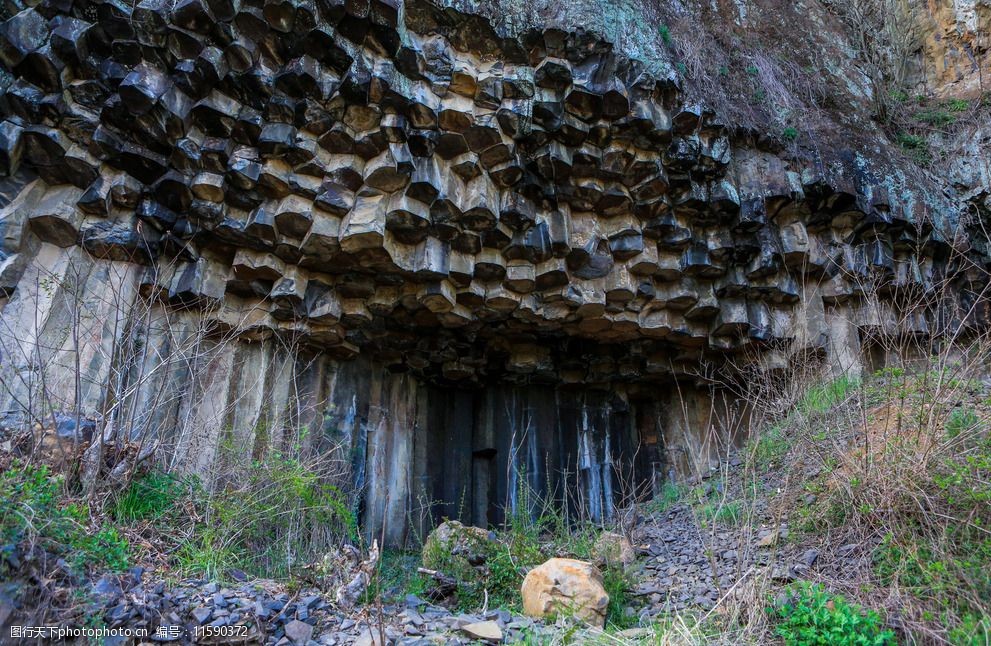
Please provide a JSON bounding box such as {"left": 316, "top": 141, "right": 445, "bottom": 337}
{"left": 726, "top": 343, "right": 991, "bottom": 643}
{"left": 657, "top": 0, "right": 839, "bottom": 148}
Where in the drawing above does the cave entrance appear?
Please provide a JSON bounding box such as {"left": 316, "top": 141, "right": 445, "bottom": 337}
{"left": 350, "top": 357, "right": 738, "bottom": 546}
{"left": 411, "top": 383, "right": 654, "bottom": 537}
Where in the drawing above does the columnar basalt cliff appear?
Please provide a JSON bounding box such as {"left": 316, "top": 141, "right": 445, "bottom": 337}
{"left": 0, "top": 0, "right": 988, "bottom": 544}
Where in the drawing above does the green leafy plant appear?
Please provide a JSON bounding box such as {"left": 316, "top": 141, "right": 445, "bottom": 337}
{"left": 949, "top": 613, "right": 991, "bottom": 645}
{"left": 782, "top": 127, "right": 799, "bottom": 142}
{"left": 897, "top": 133, "right": 925, "bottom": 148}
{"left": 896, "top": 133, "right": 930, "bottom": 164}
{"left": 945, "top": 408, "right": 980, "bottom": 439}
{"left": 770, "top": 582, "right": 895, "bottom": 645}
{"left": 946, "top": 98, "right": 969, "bottom": 112}
{"left": 76, "top": 526, "right": 130, "bottom": 572}
{"left": 1, "top": 462, "right": 130, "bottom": 572}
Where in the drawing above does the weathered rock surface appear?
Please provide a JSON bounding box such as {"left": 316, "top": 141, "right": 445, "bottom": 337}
{"left": 1, "top": 0, "right": 982, "bottom": 390}
{"left": 460, "top": 619, "right": 503, "bottom": 642}
{"left": 0, "top": 0, "right": 988, "bottom": 544}
{"left": 906, "top": 0, "right": 991, "bottom": 99}
{"left": 422, "top": 520, "right": 496, "bottom": 570}
{"left": 521, "top": 558, "right": 609, "bottom": 626}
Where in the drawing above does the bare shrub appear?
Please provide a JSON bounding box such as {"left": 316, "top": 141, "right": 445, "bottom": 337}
{"left": 823, "top": 0, "right": 916, "bottom": 121}
{"left": 0, "top": 249, "right": 362, "bottom": 582}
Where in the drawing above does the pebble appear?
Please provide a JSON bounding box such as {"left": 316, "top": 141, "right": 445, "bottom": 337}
{"left": 461, "top": 620, "right": 503, "bottom": 642}
{"left": 228, "top": 568, "right": 248, "bottom": 582}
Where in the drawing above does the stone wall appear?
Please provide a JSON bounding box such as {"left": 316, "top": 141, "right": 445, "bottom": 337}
{"left": 0, "top": 239, "right": 698, "bottom": 545}
{"left": 1, "top": 0, "right": 988, "bottom": 543}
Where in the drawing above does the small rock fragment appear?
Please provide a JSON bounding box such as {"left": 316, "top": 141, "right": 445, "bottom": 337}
{"left": 284, "top": 619, "right": 314, "bottom": 644}
{"left": 191, "top": 606, "right": 212, "bottom": 625}
{"left": 461, "top": 620, "right": 503, "bottom": 642}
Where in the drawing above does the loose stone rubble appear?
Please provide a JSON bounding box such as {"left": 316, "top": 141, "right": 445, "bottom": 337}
{"left": 630, "top": 449, "right": 875, "bottom": 621}
{"left": 74, "top": 574, "right": 545, "bottom": 645}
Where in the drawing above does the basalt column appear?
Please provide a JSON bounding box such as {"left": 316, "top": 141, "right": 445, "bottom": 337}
{"left": 1, "top": 0, "right": 988, "bottom": 545}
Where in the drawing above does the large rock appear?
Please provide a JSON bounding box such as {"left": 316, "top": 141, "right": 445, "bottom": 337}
{"left": 521, "top": 558, "right": 609, "bottom": 627}
{"left": 421, "top": 520, "right": 496, "bottom": 571}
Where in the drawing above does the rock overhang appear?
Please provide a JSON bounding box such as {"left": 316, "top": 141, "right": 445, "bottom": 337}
{"left": 0, "top": 0, "right": 984, "bottom": 390}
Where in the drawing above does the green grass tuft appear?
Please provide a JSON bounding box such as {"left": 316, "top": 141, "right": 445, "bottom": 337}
{"left": 658, "top": 25, "right": 671, "bottom": 45}
{"left": 175, "top": 451, "right": 357, "bottom": 580}
{"left": 700, "top": 500, "right": 742, "bottom": 526}
{"left": 366, "top": 549, "right": 429, "bottom": 603}
{"left": 112, "top": 471, "right": 189, "bottom": 522}
{"left": 798, "top": 375, "right": 859, "bottom": 414}
{"left": 643, "top": 481, "right": 684, "bottom": 514}
{"left": 602, "top": 565, "right": 637, "bottom": 629}
{"left": 750, "top": 422, "right": 791, "bottom": 467}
